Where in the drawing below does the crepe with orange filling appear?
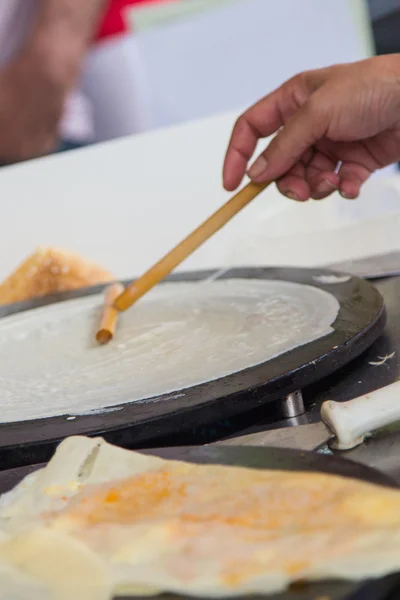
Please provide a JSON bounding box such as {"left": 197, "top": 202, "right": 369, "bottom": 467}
{"left": 0, "top": 437, "right": 399, "bottom": 600}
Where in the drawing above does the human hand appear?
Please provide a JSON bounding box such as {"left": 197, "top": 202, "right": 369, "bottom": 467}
{"left": 223, "top": 55, "right": 400, "bottom": 200}
{"left": 0, "top": 51, "right": 67, "bottom": 163}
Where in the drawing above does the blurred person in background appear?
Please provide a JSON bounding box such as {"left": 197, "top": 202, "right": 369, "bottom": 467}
{"left": 0, "top": 0, "right": 156, "bottom": 164}
{"left": 0, "top": 0, "right": 104, "bottom": 163}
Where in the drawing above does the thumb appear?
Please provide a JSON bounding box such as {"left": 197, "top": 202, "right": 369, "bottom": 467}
{"left": 247, "top": 98, "right": 327, "bottom": 182}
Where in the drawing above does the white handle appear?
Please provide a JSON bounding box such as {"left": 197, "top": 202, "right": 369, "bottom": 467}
{"left": 321, "top": 380, "right": 400, "bottom": 450}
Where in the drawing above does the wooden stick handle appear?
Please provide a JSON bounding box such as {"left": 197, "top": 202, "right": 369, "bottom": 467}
{"left": 96, "top": 283, "right": 125, "bottom": 344}
{"left": 115, "top": 181, "right": 269, "bottom": 312}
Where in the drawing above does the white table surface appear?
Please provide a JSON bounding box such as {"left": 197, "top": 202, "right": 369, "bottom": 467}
{"left": 0, "top": 109, "right": 399, "bottom": 282}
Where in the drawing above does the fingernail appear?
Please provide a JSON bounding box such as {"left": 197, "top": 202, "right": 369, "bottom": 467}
{"left": 316, "top": 179, "right": 337, "bottom": 195}
{"left": 248, "top": 156, "right": 268, "bottom": 180}
{"left": 283, "top": 190, "right": 299, "bottom": 201}
{"left": 340, "top": 191, "right": 358, "bottom": 200}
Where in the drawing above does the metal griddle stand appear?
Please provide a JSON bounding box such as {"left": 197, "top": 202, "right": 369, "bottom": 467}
{"left": 280, "top": 391, "right": 305, "bottom": 418}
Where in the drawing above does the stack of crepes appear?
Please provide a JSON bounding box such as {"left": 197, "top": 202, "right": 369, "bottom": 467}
{"left": 0, "top": 437, "right": 400, "bottom": 599}
{"left": 0, "top": 247, "right": 114, "bottom": 306}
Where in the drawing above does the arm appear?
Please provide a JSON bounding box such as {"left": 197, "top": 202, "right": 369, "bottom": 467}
{"left": 0, "top": 0, "right": 108, "bottom": 162}
{"left": 25, "top": 0, "right": 108, "bottom": 91}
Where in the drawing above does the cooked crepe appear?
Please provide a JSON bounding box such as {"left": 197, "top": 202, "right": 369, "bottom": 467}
{"left": 0, "top": 279, "right": 339, "bottom": 422}
{"left": 0, "top": 437, "right": 400, "bottom": 600}
{"left": 0, "top": 247, "right": 114, "bottom": 305}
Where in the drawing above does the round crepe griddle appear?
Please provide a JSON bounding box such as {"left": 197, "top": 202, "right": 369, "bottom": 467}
{"left": 0, "top": 267, "right": 385, "bottom": 469}
{"left": 0, "top": 445, "right": 397, "bottom": 600}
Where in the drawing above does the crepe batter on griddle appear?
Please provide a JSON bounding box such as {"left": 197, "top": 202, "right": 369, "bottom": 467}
{"left": 0, "top": 279, "right": 339, "bottom": 422}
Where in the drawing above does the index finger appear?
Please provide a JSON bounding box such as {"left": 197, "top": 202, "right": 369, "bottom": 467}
{"left": 223, "top": 93, "right": 283, "bottom": 191}
{"left": 222, "top": 70, "right": 326, "bottom": 191}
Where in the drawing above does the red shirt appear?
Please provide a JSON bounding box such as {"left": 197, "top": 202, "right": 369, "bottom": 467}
{"left": 96, "top": 0, "right": 173, "bottom": 40}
